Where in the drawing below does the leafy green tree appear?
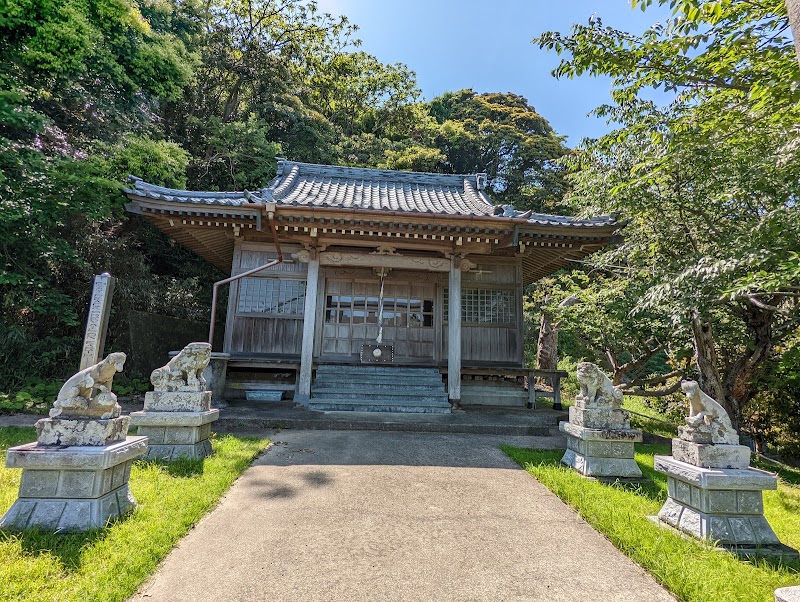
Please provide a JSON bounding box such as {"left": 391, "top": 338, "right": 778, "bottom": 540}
{"left": 536, "top": 0, "right": 800, "bottom": 427}
{"left": 427, "top": 90, "right": 568, "bottom": 211}
{"left": 0, "top": 0, "right": 204, "bottom": 386}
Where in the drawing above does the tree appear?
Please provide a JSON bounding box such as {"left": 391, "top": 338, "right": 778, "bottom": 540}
{"left": 427, "top": 90, "right": 569, "bottom": 212}
{"left": 536, "top": 0, "right": 800, "bottom": 427}
{"left": 0, "top": 0, "right": 206, "bottom": 385}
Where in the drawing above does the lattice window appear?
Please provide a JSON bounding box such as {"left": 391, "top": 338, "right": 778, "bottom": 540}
{"left": 236, "top": 278, "right": 306, "bottom": 315}
{"left": 325, "top": 292, "right": 433, "bottom": 328}
{"left": 444, "top": 288, "right": 516, "bottom": 325}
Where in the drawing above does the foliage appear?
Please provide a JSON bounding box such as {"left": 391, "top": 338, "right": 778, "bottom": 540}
{"left": 504, "top": 444, "right": 800, "bottom": 602}
{"left": 0, "top": 0, "right": 217, "bottom": 388}
{"left": 425, "top": 90, "right": 568, "bottom": 211}
{"left": 0, "top": 379, "right": 59, "bottom": 415}
{"left": 744, "top": 341, "right": 800, "bottom": 460}
{"left": 534, "top": 0, "right": 800, "bottom": 437}
{"left": 0, "top": 427, "right": 269, "bottom": 602}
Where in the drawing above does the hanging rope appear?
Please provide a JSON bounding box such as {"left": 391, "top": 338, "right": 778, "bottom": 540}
{"left": 376, "top": 268, "right": 386, "bottom": 344}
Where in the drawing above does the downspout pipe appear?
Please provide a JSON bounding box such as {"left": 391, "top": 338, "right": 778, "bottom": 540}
{"left": 208, "top": 201, "right": 282, "bottom": 346}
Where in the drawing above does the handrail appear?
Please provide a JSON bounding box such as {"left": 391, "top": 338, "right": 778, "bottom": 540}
{"left": 208, "top": 206, "right": 284, "bottom": 346}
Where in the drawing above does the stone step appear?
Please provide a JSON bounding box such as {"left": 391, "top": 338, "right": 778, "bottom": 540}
{"left": 315, "top": 366, "right": 441, "bottom": 377}
{"left": 312, "top": 381, "right": 446, "bottom": 393}
{"left": 308, "top": 400, "right": 451, "bottom": 414}
{"left": 314, "top": 377, "right": 446, "bottom": 389}
{"left": 311, "top": 391, "right": 449, "bottom": 405}
{"left": 215, "top": 412, "right": 559, "bottom": 435}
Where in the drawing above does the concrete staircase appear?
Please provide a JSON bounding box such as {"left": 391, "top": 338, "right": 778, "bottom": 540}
{"left": 309, "top": 365, "right": 451, "bottom": 414}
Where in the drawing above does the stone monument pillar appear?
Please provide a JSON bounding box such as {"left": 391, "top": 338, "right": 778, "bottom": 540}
{"left": 653, "top": 380, "right": 783, "bottom": 551}
{"left": 559, "top": 362, "right": 643, "bottom": 479}
{"left": 0, "top": 353, "right": 147, "bottom": 531}
{"left": 79, "top": 273, "right": 115, "bottom": 371}
{"left": 130, "top": 342, "right": 219, "bottom": 461}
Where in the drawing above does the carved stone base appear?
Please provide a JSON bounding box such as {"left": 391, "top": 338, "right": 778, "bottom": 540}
{"left": 144, "top": 439, "right": 213, "bottom": 461}
{"left": 130, "top": 410, "right": 218, "bottom": 461}
{"left": 776, "top": 586, "right": 800, "bottom": 602}
{"left": 204, "top": 353, "right": 230, "bottom": 408}
{"left": 671, "top": 438, "right": 751, "bottom": 469}
{"left": 568, "top": 405, "right": 630, "bottom": 430}
{"left": 35, "top": 416, "right": 130, "bottom": 446}
{"left": 0, "top": 437, "right": 147, "bottom": 532}
{"left": 654, "top": 455, "right": 780, "bottom": 546}
{"left": 559, "top": 421, "right": 643, "bottom": 478}
{"left": 144, "top": 390, "right": 212, "bottom": 412}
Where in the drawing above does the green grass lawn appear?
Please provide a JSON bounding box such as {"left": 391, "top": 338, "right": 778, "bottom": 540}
{"left": 622, "top": 396, "right": 681, "bottom": 439}
{"left": 0, "top": 426, "right": 269, "bottom": 602}
{"left": 503, "top": 443, "right": 800, "bottom": 602}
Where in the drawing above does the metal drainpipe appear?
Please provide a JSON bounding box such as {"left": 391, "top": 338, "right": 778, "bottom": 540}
{"left": 208, "top": 205, "right": 283, "bottom": 346}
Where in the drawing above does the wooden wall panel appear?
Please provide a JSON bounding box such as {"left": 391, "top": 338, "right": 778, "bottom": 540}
{"left": 441, "top": 327, "right": 521, "bottom": 366}
{"left": 463, "top": 258, "right": 520, "bottom": 285}
{"left": 230, "top": 317, "right": 303, "bottom": 355}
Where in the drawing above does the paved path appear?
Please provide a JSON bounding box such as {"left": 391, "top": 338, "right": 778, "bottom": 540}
{"left": 133, "top": 430, "right": 674, "bottom": 602}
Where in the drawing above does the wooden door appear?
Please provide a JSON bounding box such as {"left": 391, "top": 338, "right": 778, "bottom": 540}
{"left": 321, "top": 277, "right": 436, "bottom": 363}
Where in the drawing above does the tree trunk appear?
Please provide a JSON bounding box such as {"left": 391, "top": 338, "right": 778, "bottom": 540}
{"left": 722, "top": 304, "right": 775, "bottom": 422}
{"left": 691, "top": 311, "right": 733, "bottom": 424}
{"left": 787, "top": 0, "right": 800, "bottom": 64}
{"left": 536, "top": 296, "right": 577, "bottom": 371}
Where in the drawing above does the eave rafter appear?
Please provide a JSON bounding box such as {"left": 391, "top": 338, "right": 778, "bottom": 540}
{"left": 126, "top": 196, "right": 620, "bottom": 286}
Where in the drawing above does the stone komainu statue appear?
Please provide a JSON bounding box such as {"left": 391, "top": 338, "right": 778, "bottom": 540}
{"left": 575, "top": 362, "right": 623, "bottom": 408}
{"left": 680, "top": 380, "right": 739, "bottom": 445}
{"left": 150, "top": 342, "right": 212, "bottom": 392}
{"left": 50, "top": 352, "right": 127, "bottom": 419}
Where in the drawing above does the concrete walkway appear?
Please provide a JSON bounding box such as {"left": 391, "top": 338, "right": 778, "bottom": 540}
{"left": 132, "top": 430, "right": 674, "bottom": 602}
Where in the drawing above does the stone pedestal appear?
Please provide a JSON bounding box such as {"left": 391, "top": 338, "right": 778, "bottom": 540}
{"left": 776, "top": 586, "right": 800, "bottom": 602}
{"left": 0, "top": 436, "right": 147, "bottom": 531}
{"left": 560, "top": 421, "right": 643, "bottom": 478}
{"left": 36, "top": 416, "right": 130, "bottom": 447}
{"left": 559, "top": 394, "right": 643, "bottom": 479}
{"left": 130, "top": 390, "right": 218, "bottom": 461}
{"left": 204, "top": 352, "right": 230, "bottom": 408}
{"left": 654, "top": 443, "right": 781, "bottom": 547}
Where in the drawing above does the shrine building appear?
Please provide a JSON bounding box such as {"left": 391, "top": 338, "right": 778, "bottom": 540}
{"left": 124, "top": 159, "right": 618, "bottom": 413}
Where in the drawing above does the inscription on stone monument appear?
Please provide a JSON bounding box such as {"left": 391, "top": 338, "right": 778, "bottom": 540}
{"left": 80, "top": 273, "right": 116, "bottom": 371}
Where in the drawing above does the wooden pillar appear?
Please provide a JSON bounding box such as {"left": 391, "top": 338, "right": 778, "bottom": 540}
{"left": 448, "top": 256, "right": 462, "bottom": 408}
{"left": 296, "top": 252, "right": 320, "bottom": 404}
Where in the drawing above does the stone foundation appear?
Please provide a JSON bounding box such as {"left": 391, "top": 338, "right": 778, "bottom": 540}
{"left": 130, "top": 409, "right": 218, "bottom": 461}
{"left": 559, "top": 421, "right": 643, "bottom": 479}
{"left": 35, "top": 416, "right": 130, "bottom": 447}
{"left": 654, "top": 454, "right": 779, "bottom": 547}
{"left": 204, "top": 353, "right": 230, "bottom": 408}
{"left": 0, "top": 437, "right": 147, "bottom": 531}
{"left": 776, "top": 586, "right": 800, "bottom": 602}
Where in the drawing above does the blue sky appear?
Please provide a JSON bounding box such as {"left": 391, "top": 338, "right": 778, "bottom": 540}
{"left": 315, "top": 1, "right": 674, "bottom": 145}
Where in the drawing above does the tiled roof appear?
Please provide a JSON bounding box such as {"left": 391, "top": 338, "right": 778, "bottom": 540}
{"left": 125, "top": 159, "right": 616, "bottom": 228}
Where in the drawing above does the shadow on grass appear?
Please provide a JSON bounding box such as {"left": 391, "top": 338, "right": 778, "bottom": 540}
{"left": 7, "top": 526, "right": 108, "bottom": 572}
{"left": 742, "top": 549, "right": 800, "bottom": 572}
{"left": 138, "top": 456, "right": 207, "bottom": 478}
{"left": 502, "top": 443, "right": 671, "bottom": 504}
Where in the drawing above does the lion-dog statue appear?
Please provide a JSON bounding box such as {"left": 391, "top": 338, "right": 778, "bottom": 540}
{"left": 50, "top": 352, "right": 127, "bottom": 419}
{"left": 150, "top": 342, "right": 212, "bottom": 392}
{"left": 680, "top": 380, "right": 738, "bottom": 445}
{"left": 576, "top": 362, "right": 623, "bottom": 408}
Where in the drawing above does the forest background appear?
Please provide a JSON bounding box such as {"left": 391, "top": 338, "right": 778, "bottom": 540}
{"left": 1, "top": 0, "right": 798, "bottom": 457}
